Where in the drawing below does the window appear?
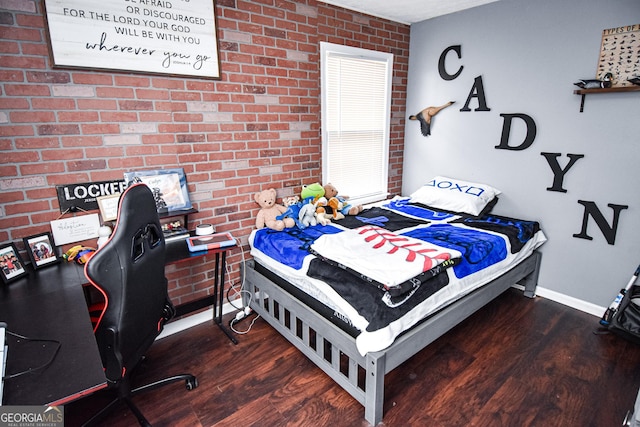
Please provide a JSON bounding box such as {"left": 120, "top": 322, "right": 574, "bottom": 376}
{"left": 320, "top": 42, "right": 393, "bottom": 205}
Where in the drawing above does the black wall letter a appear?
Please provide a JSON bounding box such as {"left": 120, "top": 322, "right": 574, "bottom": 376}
{"left": 573, "top": 200, "right": 628, "bottom": 245}
{"left": 460, "top": 76, "right": 490, "bottom": 112}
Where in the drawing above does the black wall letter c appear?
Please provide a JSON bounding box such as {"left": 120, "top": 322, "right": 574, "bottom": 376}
{"left": 438, "top": 45, "right": 463, "bottom": 81}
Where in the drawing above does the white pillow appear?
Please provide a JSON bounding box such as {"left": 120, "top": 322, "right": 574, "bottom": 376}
{"left": 409, "top": 176, "right": 501, "bottom": 216}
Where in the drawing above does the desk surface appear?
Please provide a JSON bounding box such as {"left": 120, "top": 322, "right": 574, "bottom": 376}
{"left": 0, "top": 262, "right": 106, "bottom": 406}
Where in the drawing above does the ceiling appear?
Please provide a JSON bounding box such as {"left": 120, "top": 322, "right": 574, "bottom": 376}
{"left": 318, "top": 0, "right": 500, "bottom": 24}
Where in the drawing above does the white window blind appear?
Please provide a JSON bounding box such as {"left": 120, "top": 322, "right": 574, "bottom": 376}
{"left": 320, "top": 42, "right": 393, "bottom": 205}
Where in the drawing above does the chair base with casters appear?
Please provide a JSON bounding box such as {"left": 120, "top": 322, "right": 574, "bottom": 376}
{"left": 83, "top": 373, "right": 198, "bottom": 427}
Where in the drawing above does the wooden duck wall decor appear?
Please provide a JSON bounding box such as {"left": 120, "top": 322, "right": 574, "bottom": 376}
{"left": 408, "top": 101, "right": 455, "bottom": 136}
{"left": 574, "top": 72, "right": 613, "bottom": 89}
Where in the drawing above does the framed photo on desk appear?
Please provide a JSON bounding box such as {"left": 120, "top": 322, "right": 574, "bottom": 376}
{"left": 23, "top": 232, "right": 60, "bottom": 270}
{"left": 97, "top": 193, "right": 120, "bottom": 222}
{"left": 0, "top": 242, "right": 27, "bottom": 284}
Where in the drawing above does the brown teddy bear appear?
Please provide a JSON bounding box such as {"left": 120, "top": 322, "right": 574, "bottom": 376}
{"left": 254, "top": 188, "right": 295, "bottom": 231}
{"left": 323, "top": 183, "right": 363, "bottom": 216}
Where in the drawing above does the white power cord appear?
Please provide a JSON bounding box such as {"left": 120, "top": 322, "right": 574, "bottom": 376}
{"left": 226, "top": 246, "right": 261, "bottom": 334}
{"left": 229, "top": 307, "right": 260, "bottom": 335}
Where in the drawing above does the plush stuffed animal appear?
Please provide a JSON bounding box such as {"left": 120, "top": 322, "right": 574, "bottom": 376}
{"left": 282, "top": 195, "right": 300, "bottom": 208}
{"left": 254, "top": 188, "right": 295, "bottom": 231}
{"left": 300, "top": 182, "right": 325, "bottom": 201}
{"left": 298, "top": 202, "right": 317, "bottom": 228}
{"left": 313, "top": 197, "right": 335, "bottom": 224}
{"left": 277, "top": 195, "right": 301, "bottom": 224}
{"left": 323, "top": 183, "right": 363, "bottom": 216}
{"left": 278, "top": 195, "right": 318, "bottom": 229}
{"left": 326, "top": 196, "right": 346, "bottom": 220}
{"left": 300, "top": 182, "right": 342, "bottom": 223}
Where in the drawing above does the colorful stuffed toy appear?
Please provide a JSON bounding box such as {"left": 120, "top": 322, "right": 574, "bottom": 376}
{"left": 300, "top": 182, "right": 325, "bottom": 201}
{"left": 313, "top": 196, "right": 336, "bottom": 223}
{"left": 298, "top": 202, "right": 317, "bottom": 228}
{"left": 277, "top": 195, "right": 302, "bottom": 224}
{"left": 254, "top": 188, "right": 295, "bottom": 231}
{"left": 300, "top": 183, "right": 336, "bottom": 223}
{"left": 277, "top": 195, "right": 318, "bottom": 229}
{"left": 323, "top": 183, "right": 363, "bottom": 216}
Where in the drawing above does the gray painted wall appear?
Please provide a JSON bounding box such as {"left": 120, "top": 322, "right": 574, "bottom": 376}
{"left": 403, "top": 0, "right": 640, "bottom": 310}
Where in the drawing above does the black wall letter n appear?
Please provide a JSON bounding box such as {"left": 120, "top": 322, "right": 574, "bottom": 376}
{"left": 573, "top": 200, "right": 628, "bottom": 245}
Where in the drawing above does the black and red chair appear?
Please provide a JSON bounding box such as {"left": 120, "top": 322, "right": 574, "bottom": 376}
{"left": 84, "top": 183, "right": 197, "bottom": 426}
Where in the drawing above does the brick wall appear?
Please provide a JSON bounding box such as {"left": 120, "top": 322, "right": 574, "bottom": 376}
{"left": 0, "top": 0, "right": 409, "bottom": 306}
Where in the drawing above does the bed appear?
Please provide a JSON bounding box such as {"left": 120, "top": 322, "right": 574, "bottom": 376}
{"left": 242, "top": 177, "right": 546, "bottom": 425}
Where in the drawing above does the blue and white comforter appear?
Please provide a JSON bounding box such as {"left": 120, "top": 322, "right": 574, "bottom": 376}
{"left": 250, "top": 197, "right": 546, "bottom": 355}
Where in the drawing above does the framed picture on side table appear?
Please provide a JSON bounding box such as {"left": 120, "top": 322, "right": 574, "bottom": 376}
{"left": 23, "top": 232, "right": 60, "bottom": 270}
{"left": 0, "top": 243, "right": 27, "bottom": 284}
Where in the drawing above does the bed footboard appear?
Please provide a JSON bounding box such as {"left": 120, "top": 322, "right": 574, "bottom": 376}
{"left": 242, "top": 260, "right": 373, "bottom": 405}
{"left": 241, "top": 251, "right": 541, "bottom": 425}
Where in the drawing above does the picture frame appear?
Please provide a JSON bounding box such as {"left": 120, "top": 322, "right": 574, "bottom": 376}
{"left": 0, "top": 243, "right": 28, "bottom": 284}
{"left": 43, "top": 0, "right": 221, "bottom": 80}
{"left": 50, "top": 213, "right": 101, "bottom": 246}
{"left": 597, "top": 24, "right": 640, "bottom": 87}
{"left": 97, "top": 193, "right": 121, "bottom": 222}
{"left": 124, "top": 168, "right": 193, "bottom": 214}
{"left": 23, "top": 232, "right": 60, "bottom": 270}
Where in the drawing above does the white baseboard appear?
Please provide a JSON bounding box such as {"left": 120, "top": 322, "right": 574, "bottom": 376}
{"left": 158, "top": 286, "right": 606, "bottom": 340}
{"left": 512, "top": 284, "right": 604, "bottom": 318}
{"left": 157, "top": 301, "right": 240, "bottom": 340}
{"left": 534, "top": 286, "right": 604, "bottom": 318}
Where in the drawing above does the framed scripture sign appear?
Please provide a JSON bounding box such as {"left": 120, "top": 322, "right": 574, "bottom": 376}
{"left": 43, "top": 0, "right": 221, "bottom": 79}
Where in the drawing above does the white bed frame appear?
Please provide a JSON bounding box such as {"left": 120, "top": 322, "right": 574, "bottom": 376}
{"left": 242, "top": 251, "right": 542, "bottom": 425}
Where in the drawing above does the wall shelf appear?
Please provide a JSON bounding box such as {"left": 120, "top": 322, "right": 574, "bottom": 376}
{"left": 574, "top": 86, "right": 640, "bottom": 112}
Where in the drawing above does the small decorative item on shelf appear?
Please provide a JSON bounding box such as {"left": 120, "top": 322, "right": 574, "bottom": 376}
{"left": 574, "top": 24, "right": 640, "bottom": 112}
{"left": 161, "top": 219, "right": 189, "bottom": 242}
{"left": 628, "top": 77, "right": 640, "bottom": 86}
{"left": 574, "top": 72, "right": 613, "bottom": 89}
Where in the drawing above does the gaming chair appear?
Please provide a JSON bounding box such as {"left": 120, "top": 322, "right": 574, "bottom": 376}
{"left": 84, "top": 183, "right": 197, "bottom": 426}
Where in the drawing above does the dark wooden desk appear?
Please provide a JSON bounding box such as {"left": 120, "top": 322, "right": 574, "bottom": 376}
{"left": 0, "top": 262, "right": 106, "bottom": 406}
{"left": 0, "top": 237, "right": 237, "bottom": 406}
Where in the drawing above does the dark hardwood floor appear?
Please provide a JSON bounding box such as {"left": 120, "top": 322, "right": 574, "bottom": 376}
{"left": 65, "top": 288, "right": 640, "bottom": 426}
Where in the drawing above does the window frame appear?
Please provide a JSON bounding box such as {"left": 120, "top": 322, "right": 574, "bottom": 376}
{"left": 320, "top": 42, "right": 393, "bottom": 205}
